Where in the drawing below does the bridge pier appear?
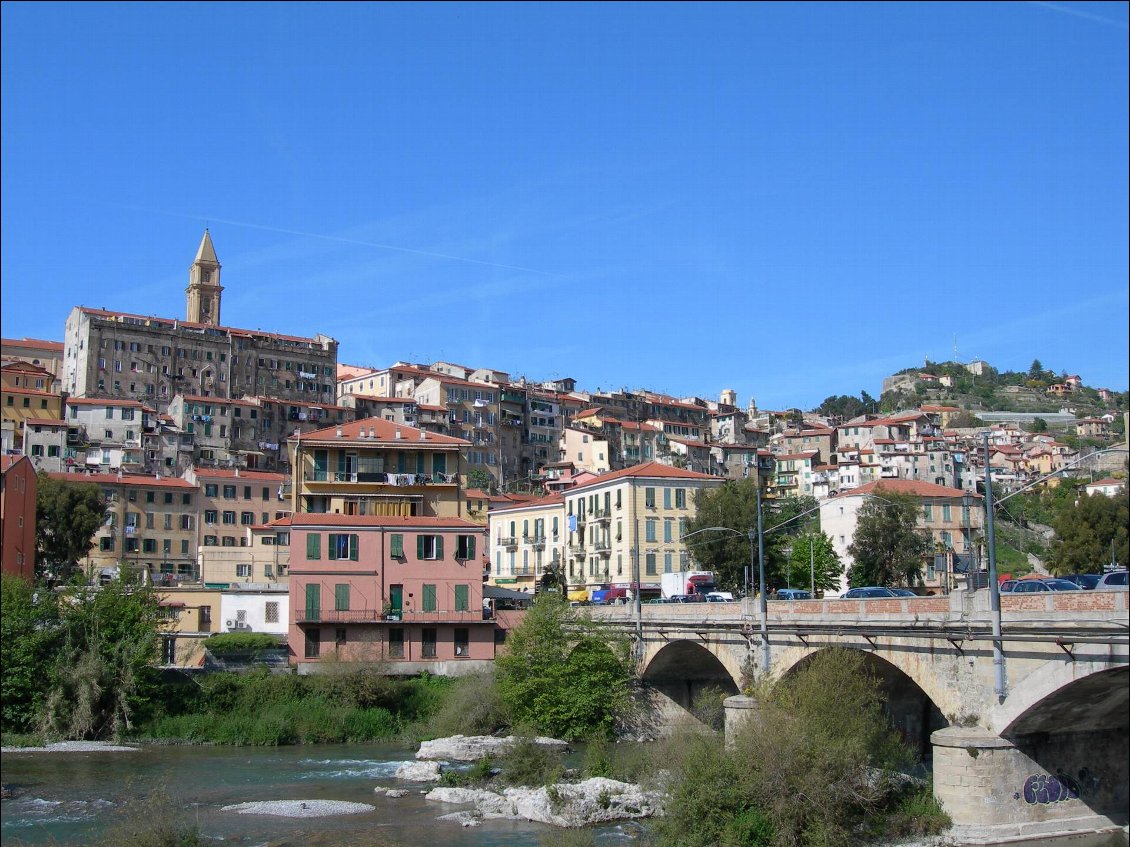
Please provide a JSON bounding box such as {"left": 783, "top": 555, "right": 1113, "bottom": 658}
{"left": 723, "top": 694, "right": 761, "bottom": 747}
{"left": 931, "top": 726, "right": 1127, "bottom": 841}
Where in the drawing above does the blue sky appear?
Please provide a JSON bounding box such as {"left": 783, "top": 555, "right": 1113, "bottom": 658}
{"left": 2, "top": 2, "right": 1127, "bottom": 410}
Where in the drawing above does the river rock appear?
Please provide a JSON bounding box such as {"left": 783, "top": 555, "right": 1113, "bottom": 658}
{"left": 395, "top": 760, "right": 443, "bottom": 781}
{"left": 416, "top": 734, "right": 568, "bottom": 762}
{"left": 425, "top": 778, "right": 662, "bottom": 828}
{"left": 384, "top": 788, "right": 409, "bottom": 798}
{"left": 437, "top": 810, "right": 482, "bottom": 827}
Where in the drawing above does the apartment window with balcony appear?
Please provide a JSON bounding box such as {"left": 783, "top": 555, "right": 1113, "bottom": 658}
{"left": 422, "top": 628, "right": 437, "bottom": 658}
{"left": 222, "top": 536, "right": 236, "bottom": 547}
{"left": 204, "top": 535, "right": 218, "bottom": 546}
{"left": 645, "top": 553, "right": 657, "bottom": 575}
{"left": 334, "top": 584, "right": 350, "bottom": 611}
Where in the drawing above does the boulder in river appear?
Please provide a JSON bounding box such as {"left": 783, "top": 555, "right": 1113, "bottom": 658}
{"left": 416, "top": 734, "right": 568, "bottom": 762}
{"left": 395, "top": 760, "right": 444, "bottom": 782}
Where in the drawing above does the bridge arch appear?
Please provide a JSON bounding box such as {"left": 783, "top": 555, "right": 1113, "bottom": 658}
{"left": 990, "top": 658, "right": 1128, "bottom": 738}
{"left": 775, "top": 646, "right": 949, "bottom": 756}
{"left": 640, "top": 639, "right": 741, "bottom": 713}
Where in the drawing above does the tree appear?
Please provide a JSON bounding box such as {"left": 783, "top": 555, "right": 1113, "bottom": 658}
{"left": 1047, "top": 489, "right": 1129, "bottom": 574}
{"left": 1, "top": 573, "right": 63, "bottom": 732}
{"left": 1028, "top": 417, "right": 1048, "bottom": 434}
{"left": 466, "top": 468, "right": 494, "bottom": 493}
{"left": 784, "top": 532, "right": 843, "bottom": 594}
{"left": 948, "top": 410, "right": 985, "bottom": 429}
{"left": 36, "top": 472, "right": 105, "bottom": 581}
{"left": 1028, "top": 359, "right": 1044, "bottom": 379}
{"left": 847, "top": 489, "right": 932, "bottom": 587}
{"left": 493, "top": 594, "right": 633, "bottom": 739}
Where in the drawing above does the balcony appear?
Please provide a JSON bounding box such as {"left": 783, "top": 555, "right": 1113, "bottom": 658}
{"left": 499, "top": 536, "right": 518, "bottom": 549}
{"left": 593, "top": 539, "right": 611, "bottom": 553}
{"left": 295, "top": 609, "right": 383, "bottom": 624}
{"left": 592, "top": 509, "right": 611, "bottom": 524}
{"left": 523, "top": 534, "right": 546, "bottom": 549}
{"left": 568, "top": 542, "right": 585, "bottom": 555}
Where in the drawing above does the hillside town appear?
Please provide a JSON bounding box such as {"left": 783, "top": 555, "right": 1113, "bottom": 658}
{"left": 2, "top": 232, "right": 1127, "bottom": 670}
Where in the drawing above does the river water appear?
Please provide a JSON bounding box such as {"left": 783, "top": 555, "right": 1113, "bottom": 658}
{"left": 0, "top": 742, "right": 644, "bottom": 847}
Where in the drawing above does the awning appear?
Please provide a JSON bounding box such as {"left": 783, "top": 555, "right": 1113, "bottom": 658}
{"left": 484, "top": 585, "right": 533, "bottom": 602}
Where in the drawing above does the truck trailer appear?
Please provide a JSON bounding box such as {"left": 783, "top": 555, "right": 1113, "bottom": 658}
{"left": 660, "top": 570, "right": 717, "bottom": 600}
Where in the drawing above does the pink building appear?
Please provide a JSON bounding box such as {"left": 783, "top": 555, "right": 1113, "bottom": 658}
{"left": 1, "top": 455, "right": 37, "bottom": 580}
{"left": 288, "top": 514, "right": 509, "bottom": 672}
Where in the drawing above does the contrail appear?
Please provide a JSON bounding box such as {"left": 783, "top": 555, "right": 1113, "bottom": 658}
{"left": 107, "top": 202, "right": 561, "bottom": 277}
{"left": 1029, "top": 1, "right": 1129, "bottom": 29}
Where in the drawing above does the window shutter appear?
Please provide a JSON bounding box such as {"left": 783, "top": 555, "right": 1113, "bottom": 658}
{"left": 328, "top": 533, "right": 339, "bottom": 560}
{"left": 350, "top": 534, "right": 359, "bottom": 561}
{"left": 417, "top": 534, "right": 425, "bottom": 559}
{"left": 435, "top": 536, "right": 444, "bottom": 560}
{"left": 305, "top": 583, "right": 320, "bottom": 620}
{"left": 335, "top": 584, "right": 349, "bottom": 611}
{"left": 306, "top": 533, "right": 320, "bottom": 560}
{"left": 423, "top": 584, "right": 437, "bottom": 612}
{"left": 467, "top": 536, "right": 475, "bottom": 559}
{"left": 455, "top": 584, "right": 469, "bottom": 611}
{"left": 391, "top": 534, "right": 403, "bottom": 557}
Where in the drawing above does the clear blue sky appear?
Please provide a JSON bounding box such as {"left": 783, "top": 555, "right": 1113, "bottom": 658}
{"left": 2, "top": 2, "right": 1127, "bottom": 410}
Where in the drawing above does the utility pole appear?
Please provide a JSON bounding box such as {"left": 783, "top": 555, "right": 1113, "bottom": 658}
{"left": 810, "top": 535, "right": 815, "bottom": 595}
{"left": 983, "top": 432, "right": 1006, "bottom": 702}
{"left": 756, "top": 483, "right": 769, "bottom": 675}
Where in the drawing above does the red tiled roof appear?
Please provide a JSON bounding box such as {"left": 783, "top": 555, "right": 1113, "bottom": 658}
{"left": 76, "top": 307, "right": 330, "bottom": 346}
{"left": 2, "top": 387, "right": 60, "bottom": 397}
{"left": 286, "top": 514, "right": 483, "bottom": 529}
{"left": 292, "top": 416, "right": 469, "bottom": 446}
{"left": 189, "top": 468, "right": 286, "bottom": 481}
{"left": 67, "top": 397, "right": 145, "bottom": 407}
{"left": 47, "top": 472, "right": 198, "bottom": 489}
{"left": 2, "top": 338, "right": 64, "bottom": 351}
{"left": 568, "top": 461, "right": 720, "bottom": 492}
{"left": 836, "top": 479, "right": 980, "bottom": 500}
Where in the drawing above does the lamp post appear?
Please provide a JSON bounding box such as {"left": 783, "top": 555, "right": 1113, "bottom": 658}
{"left": 755, "top": 483, "right": 769, "bottom": 674}
{"left": 983, "top": 432, "right": 1006, "bottom": 702}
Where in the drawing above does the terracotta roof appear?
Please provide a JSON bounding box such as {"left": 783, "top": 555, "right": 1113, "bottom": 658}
{"left": 1, "top": 338, "right": 64, "bottom": 351}
{"left": 489, "top": 492, "right": 566, "bottom": 513}
{"left": 836, "top": 479, "right": 980, "bottom": 500}
{"left": 337, "top": 364, "right": 376, "bottom": 380}
{"left": 286, "top": 514, "right": 483, "bottom": 529}
{"left": 189, "top": 468, "right": 286, "bottom": 481}
{"left": 292, "top": 415, "right": 469, "bottom": 446}
{"left": 2, "top": 387, "right": 59, "bottom": 397}
{"left": 47, "top": 471, "right": 198, "bottom": 489}
{"left": 24, "top": 418, "right": 68, "bottom": 426}
{"left": 67, "top": 397, "right": 145, "bottom": 407}
{"left": 1, "top": 455, "right": 32, "bottom": 473}
{"left": 568, "top": 461, "right": 720, "bottom": 492}
{"left": 774, "top": 451, "right": 819, "bottom": 461}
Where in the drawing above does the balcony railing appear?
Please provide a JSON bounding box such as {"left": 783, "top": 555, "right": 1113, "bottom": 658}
{"left": 523, "top": 534, "right": 546, "bottom": 549}
{"left": 499, "top": 536, "right": 518, "bottom": 549}
{"left": 298, "top": 608, "right": 486, "bottom": 624}
{"left": 308, "top": 471, "right": 458, "bottom": 486}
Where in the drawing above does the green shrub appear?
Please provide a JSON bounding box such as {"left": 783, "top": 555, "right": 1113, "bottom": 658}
{"left": 500, "top": 735, "right": 564, "bottom": 787}
{"left": 875, "top": 782, "right": 951, "bottom": 839}
{"left": 418, "top": 671, "right": 508, "bottom": 739}
{"left": 203, "top": 633, "right": 282, "bottom": 655}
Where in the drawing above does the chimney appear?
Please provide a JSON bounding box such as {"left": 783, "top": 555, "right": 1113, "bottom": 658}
{"left": 395, "top": 428, "right": 402, "bottom": 440}
{"left": 369, "top": 427, "right": 375, "bottom": 438}
{"left": 234, "top": 467, "right": 240, "bottom": 477}
{"left": 336, "top": 426, "right": 344, "bottom": 438}
{"left": 419, "top": 430, "right": 426, "bottom": 441}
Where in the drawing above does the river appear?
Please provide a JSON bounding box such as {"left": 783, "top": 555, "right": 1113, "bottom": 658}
{"left": 0, "top": 742, "right": 644, "bottom": 846}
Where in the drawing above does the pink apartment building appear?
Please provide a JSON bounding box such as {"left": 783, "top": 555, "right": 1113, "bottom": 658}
{"left": 288, "top": 514, "right": 510, "bottom": 672}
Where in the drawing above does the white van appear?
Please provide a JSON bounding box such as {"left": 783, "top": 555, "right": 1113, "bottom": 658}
{"left": 705, "top": 591, "right": 735, "bottom": 602}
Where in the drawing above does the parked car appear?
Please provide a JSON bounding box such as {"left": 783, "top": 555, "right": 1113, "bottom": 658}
{"left": 1095, "top": 569, "right": 1128, "bottom": 591}
{"left": 998, "top": 579, "right": 1018, "bottom": 593}
{"left": 888, "top": 588, "right": 917, "bottom": 597}
{"left": 1000, "top": 578, "right": 1081, "bottom": 593}
{"left": 705, "top": 591, "right": 736, "bottom": 602}
{"left": 840, "top": 587, "right": 897, "bottom": 599}
{"left": 1060, "top": 573, "right": 1101, "bottom": 590}
{"left": 667, "top": 594, "right": 703, "bottom": 603}
{"left": 776, "top": 588, "right": 813, "bottom": 600}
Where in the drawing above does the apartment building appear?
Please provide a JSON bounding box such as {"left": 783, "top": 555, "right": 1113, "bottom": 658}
{"left": 183, "top": 467, "right": 288, "bottom": 549}
{"left": 819, "top": 479, "right": 983, "bottom": 596}
{"left": 1, "top": 455, "right": 37, "bottom": 580}
{"left": 562, "top": 462, "right": 724, "bottom": 600}
{"left": 195, "top": 516, "right": 293, "bottom": 587}
{"left": 487, "top": 493, "right": 566, "bottom": 593}
{"left": 769, "top": 451, "right": 819, "bottom": 498}
{"left": 288, "top": 417, "right": 469, "bottom": 518}
{"left": 62, "top": 232, "right": 338, "bottom": 413}
{"left": 22, "top": 419, "right": 69, "bottom": 473}
{"left": 50, "top": 472, "right": 200, "bottom": 582}
{"left": 64, "top": 398, "right": 153, "bottom": 473}
{"left": 771, "top": 426, "right": 834, "bottom": 464}
{"left": 1, "top": 337, "right": 65, "bottom": 380}
{"left": 2, "top": 361, "right": 64, "bottom": 451}
{"left": 287, "top": 514, "right": 493, "bottom": 672}
{"left": 339, "top": 394, "right": 451, "bottom": 434}
{"left": 414, "top": 373, "right": 501, "bottom": 483}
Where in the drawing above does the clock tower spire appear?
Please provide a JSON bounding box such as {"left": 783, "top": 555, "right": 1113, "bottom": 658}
{"left": 186, "top": 229, "right": 223, "bottom": 325}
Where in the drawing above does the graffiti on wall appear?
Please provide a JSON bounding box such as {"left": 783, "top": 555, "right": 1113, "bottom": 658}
{"left": 1020, "top": 768, "right": 1101, "bottom": 805}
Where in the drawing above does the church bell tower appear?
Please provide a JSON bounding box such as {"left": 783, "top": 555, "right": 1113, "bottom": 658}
{"left": 186, "top": 229, "right": 223, "bottom": 325}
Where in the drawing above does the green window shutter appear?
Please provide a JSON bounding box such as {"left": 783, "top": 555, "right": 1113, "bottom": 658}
{"left": 416, "top": 452, "right": 425, "bottom": 474}
{"left": 467, "top": 536, "right": 475, "bottom": 560}
{"left": 435, "top": 536, "right": 444, "bottom": 560}
{"left": 328, "top": 533, "right": 338, "bottom": 560}
{"left": 417, "top": 535, "right": 425, "bottom": 559}
{"left": 306, "top": 533, "right": 321, "bottom": 560}
{"left": 423, "top": 584, "right": 437, "bottom": 612}
{"left": 337, "top": 451, "right": 346, "bottom": 477}
{"left": 455, "top": 584, "right": 469, "bottom": 611}
{"left": 349, "top": 534, "right": 359, "bottom": 561}
{"left": 391, "top": 534, "right": 404, "bottom": 557}
{"left": 305, "top": 583, "right": 320, "bottom": 620}
{"left": 335, "top": 584, "right": 350, "bottom": 611}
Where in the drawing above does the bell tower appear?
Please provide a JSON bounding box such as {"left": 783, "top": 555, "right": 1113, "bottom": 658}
{"left": 186, "top": 229, "right": 223, "bottom": 325}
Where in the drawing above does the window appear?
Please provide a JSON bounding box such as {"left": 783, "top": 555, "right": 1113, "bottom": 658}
{"left": 664, "top": 518, "right": 673, "bottom": 543}
{"left": 204, "top": 510, "right": 218, "bottom": 525}
{"left": 222, "top": 536, "right": 236, "bottom": 547}
{"left": 923, "top": 505, "right": 933, "bottom": 522}
{"left": 334, "top": 584, "right": 350, "bottom": 611}
{"left": 328, "top": 533, "right": 359, "bottom": 561}
{"left": 265, "top": 602, "right": 279, "bottom": 623}
{"left": 204, "top": 484, "right": 218, "bottom": 497}
{"left": 645, "top": 519, "right": 657, "bottom": 542}
{"left": 243, "top": 486, "right": 252, "bottom": 500}
{"left": 455, "top": 535, "right": 476, "bottom": 560}
{"left": 417, "top": 535, "right": 443, "bottom": 560}
{"left": 180, "top": 515, "right": 193, "bottom": 530}
{"left": 645, "top": 487, "right": 655, "bottom": 508}
{"left": 663, "top": 488, "right": 671, "bottom": 508}
{"left": 304, "top": 630, "right": 320, "bottom": 659}
{"left": 422, "top": 584, "right": 437, "bottom": 612}
{"left": 204, "top": 535, "right": 218, "bottom": 546}
{"left": 645, "top": 552, "right": 657, "bottom": 575}
{"left": 240, "top": 512, "right": 254, "bottom": 525}
{"left": 675, "top": 488, "right": 686, "bottom": 508}
{"left": 164, "top": 492, "right": 173, "bottom": 505}
{"left": 390, "top": 533, "right": 404, "bottom": 558}
{"left": 222, "top": 511, "right": 236, "bottom": 525}
{"left": 422, "top": 628, "right": 437, "bottom": 658}
{"left": 454, "top": 628, "right": 469, "bottom": 657}
{"left": 454, "top": 584, "right": 469, "bottom": 611}
{"left": 942, "top": 504, "right": 952, "bottom": 522}
{"left": 223, "top": 485, "right": 236, "bottom": 499}
{"left": 182, "top": 493, "right": 192, "bottom": 506}
{"left": 143, "top": 538, "right": 157, "bottom": 553}
{"left": 236, "top": 564, "right": 251, "bottom": 578}
{"left": 306, "top": 534, "right": 321, "bottom": 560}
{"left": 388, "top": 628, "right": 404, "bottom": 658}
{"left": 100, "top": 537, "right": 115, "bottom": 552}
{"left": 305, "top": 583, "right": 320, "bottom": 621}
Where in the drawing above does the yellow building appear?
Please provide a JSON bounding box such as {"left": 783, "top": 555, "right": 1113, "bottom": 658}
{"left": 488, "top": 493, "right": 566, "bottom": 593}
{"left": 289, "top": 416, "right": 470, "bottom": 517}
{"left": 563, "top": 461, "right": 724, "bottom": 600}
{"left": 2, "top": 361, "right": 64, "bottom": 451}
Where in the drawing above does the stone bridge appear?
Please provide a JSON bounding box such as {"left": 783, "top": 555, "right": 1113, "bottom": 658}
{"left": 589, "top": 589, "right": 1129, "bottom": 841}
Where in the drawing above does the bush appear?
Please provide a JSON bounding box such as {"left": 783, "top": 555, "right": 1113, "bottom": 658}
{"left": 500, "top": 735, "right": 564, "bottom": 787}
{"left": 417, "top": 671, "right": 509, "bottom": 739}
{"left": 203, "top": 632, "right": 283, "bottom": 656}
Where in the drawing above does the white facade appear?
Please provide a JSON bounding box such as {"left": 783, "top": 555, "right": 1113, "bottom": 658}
{"left": 219, "top": 586, "right": 289, "bottom": 636}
